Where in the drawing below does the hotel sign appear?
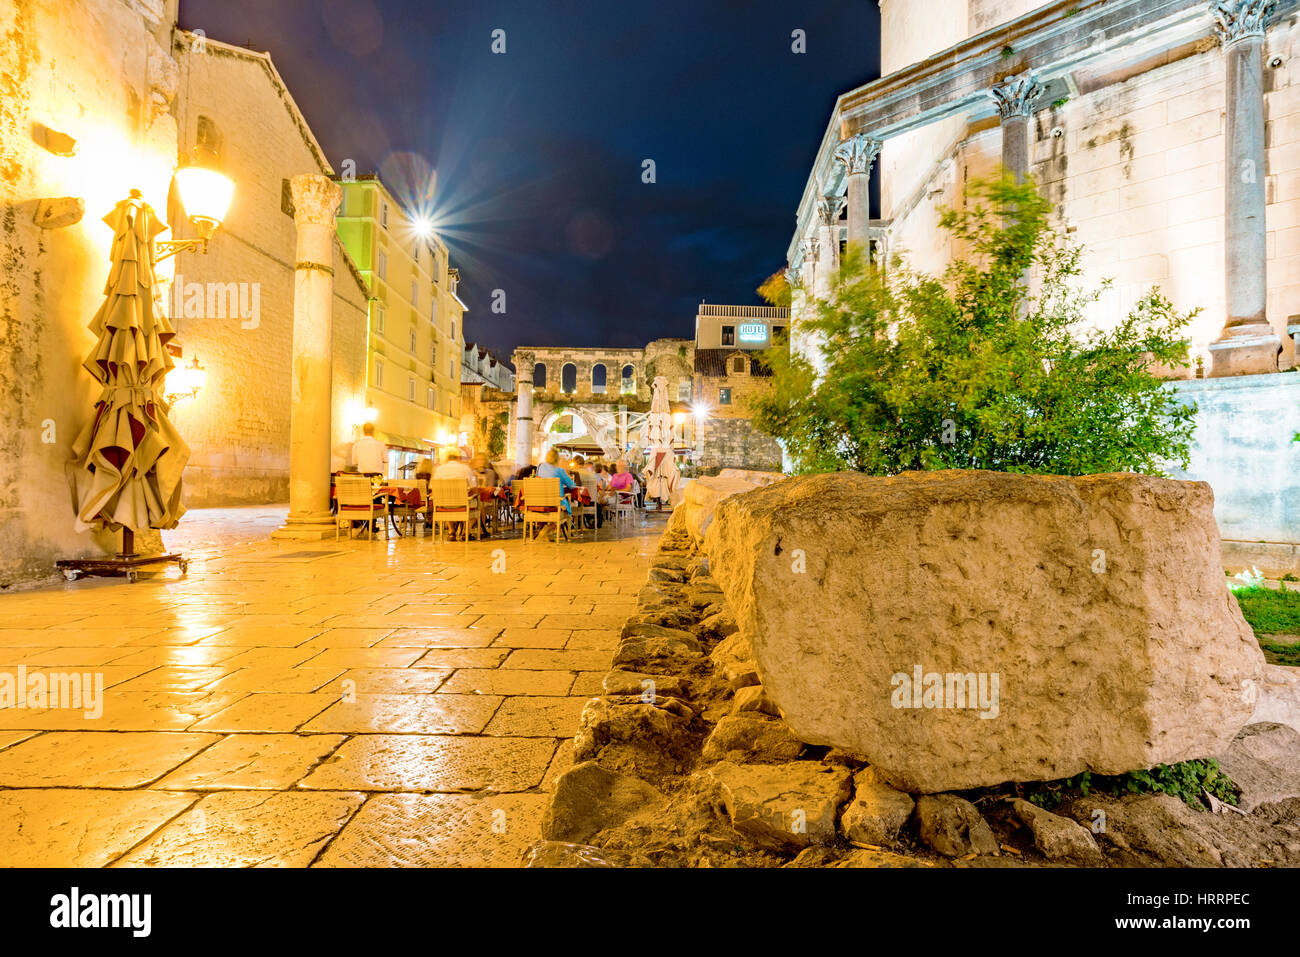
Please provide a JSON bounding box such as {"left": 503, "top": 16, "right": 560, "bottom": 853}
{"left": 737, "top": 323, "right": 767, "bottom": 343}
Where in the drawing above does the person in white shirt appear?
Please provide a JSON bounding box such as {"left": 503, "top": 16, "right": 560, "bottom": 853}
{"left": 433, "top": 449, "right": 479, "bottom": 539}
{"left": 434, "top": 449, "right": 476, "bottom": 489}
{"left": 351, "top": 423, "right": 387, "bottom": 476}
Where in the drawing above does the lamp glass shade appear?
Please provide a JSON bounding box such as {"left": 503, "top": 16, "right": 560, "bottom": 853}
{"left": 174, "top": 166, "right": 234, "bottom": 231}
{"left": 187, "top": 359, "right": 208, "bottom": 392}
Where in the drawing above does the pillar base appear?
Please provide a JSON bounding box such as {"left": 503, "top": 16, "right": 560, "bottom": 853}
{"left": 271, "top": 512, "right": 338, "bottom": 541}
{"left": 1208, "top": 331, "right": 1282, "bottom": 377}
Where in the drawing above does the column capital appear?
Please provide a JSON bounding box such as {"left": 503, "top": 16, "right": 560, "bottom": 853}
{"left": 1211, "top": 0, "right": 1275, "bottom": 44}
{"left": 289, "top": 174, "right": 342, "bottom": 229}
{"left": 833, "top": 134, "right": 882, "bottom": 176}
{"left": 989, "top": 71, "right": 1044, "bottom": 120}
{"left": 800, "top": 237, "right": 819, "bottom": 263}
{"left": 816, "top": 195, "right": 846, "bottom": 228}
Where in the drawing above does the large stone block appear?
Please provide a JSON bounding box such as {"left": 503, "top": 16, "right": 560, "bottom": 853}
{"left": 680, "top": 470, "right": 784, "bottom": 544}
{"left": 704, "top": 470, "right": 1264, "bottom": 793}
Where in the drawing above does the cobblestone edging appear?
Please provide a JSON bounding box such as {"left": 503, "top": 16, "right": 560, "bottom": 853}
{"left": 526, "top": 513, "right": 1300, "bottom": 868}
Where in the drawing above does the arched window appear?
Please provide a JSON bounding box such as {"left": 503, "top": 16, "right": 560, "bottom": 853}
{"left": 561, "top": 362, "right": 577, "bottom": 394}
{"left": 533, "top": 365, "right": 547, "bottom": 389}
{"left": 621, "top": 364, "right": 636, "bottom": 395}
{"left": 591, "top": 363, "right": 607, "bottom": 394}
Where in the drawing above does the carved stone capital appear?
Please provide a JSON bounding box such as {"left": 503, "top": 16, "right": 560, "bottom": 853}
{"left": 800, "top": 237, "right": 819, "bottom": 263}
{"left": 816, "top": 195, "right": 847, "bottom": 228}
{"left": 1211, "top": 0, "right": 1274, "bottom": 44}
{"left": 989, "top": 71, "right": 1044, "bottom": 120}
{"left": 833, "top": 134, "right": 883, "bottom": 177}
{"left": 289, "top": 174, "right": 342, "bottom": 228}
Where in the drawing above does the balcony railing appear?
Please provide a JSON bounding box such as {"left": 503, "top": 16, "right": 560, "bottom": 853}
{"left": 697, "top": 304, "right": 790, "bottom": 318}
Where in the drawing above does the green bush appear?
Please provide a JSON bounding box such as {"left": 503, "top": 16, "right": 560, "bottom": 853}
{"left": 754, "top": 175, "right": 1198, "bottom": 477}
{"left": 1026, "top": 759, "right": 1239, "bottom": 811}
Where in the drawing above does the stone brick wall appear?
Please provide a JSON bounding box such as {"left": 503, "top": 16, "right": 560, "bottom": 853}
{"left": 168, "top": 37, "right": 369, "bottom": 507}
{"left": 881, "top": 18, "right": 1300, "bottom": 370}
{"left": 695, "top": 417, "right": 784, "bottom": 472}
{"left": 0, "top": 0, "right": 181, "bottom": 585}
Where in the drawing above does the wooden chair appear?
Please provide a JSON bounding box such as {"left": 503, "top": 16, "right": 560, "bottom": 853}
{"left": 428, "top": 479, "right": 478, "bottom": 544}
{"left": 518, "top": 477, "right": 567, "bottom": 544}
{"left": 336, "top": 475, "right": 384, "bottom": 540}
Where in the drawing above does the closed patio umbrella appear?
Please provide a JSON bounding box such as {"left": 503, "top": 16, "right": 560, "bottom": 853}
{"left": 65, "top": 191, "right": 190, "bottom": 564}
{"left": 643, "top": 375, "right": 679, "bottom": 504}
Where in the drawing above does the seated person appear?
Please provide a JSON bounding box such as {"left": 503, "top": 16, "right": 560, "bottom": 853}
{"left": 434, "top": 449, "right": 476, "bottom": 489}
{"left": 536, "top": 448, "right": 578, "bottom": 516}
{"left": 609, "top": 460, "right": 636, "bottom": 497}
{"left": 471, "top": 453, "right": 499, "bottom": 489}
{"left": 432, "top": 449, "right": 479, "bottom": 538}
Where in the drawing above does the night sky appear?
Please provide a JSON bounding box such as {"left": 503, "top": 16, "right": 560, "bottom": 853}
{"left": 178, "top": 0, "right": 881, "bottom": 357}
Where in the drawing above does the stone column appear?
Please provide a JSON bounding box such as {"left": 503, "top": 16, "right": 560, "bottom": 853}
{"left": 515, "top": 362, "right": 535, "bottom": 466}
{"left": 273, "top": 174, "right": 343, "bottom": 540}
{"left": 833, "top": 134, "right": 882, "bottom": 252}
{"left": 1210, "top": 0, "right": 1281, "bottom": 376}
{"left": 814, "top": 195, "right": 846, "bottom": 301}
{"left": 990, "top": 71, "right": 1043, "bottom": 181}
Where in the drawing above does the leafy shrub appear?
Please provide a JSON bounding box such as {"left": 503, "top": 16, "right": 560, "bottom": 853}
{"left": 754, "top": 175, "right": 1197, "bottom": 478}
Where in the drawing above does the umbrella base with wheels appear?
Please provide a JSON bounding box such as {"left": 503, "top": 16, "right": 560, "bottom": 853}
{"left": 56, "top": 529, "right": 189, "bottom": 584}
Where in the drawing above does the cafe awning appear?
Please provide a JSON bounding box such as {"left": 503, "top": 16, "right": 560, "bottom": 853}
{"left": 375, "top": 431, "right": 432, "bottom": 452}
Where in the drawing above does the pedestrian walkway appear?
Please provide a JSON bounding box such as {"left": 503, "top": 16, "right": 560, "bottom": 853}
{"left": 0, "top": 506, "right": 668, "bottom": 866}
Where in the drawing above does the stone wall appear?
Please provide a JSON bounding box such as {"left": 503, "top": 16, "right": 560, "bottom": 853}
{"left": 880, "top": 15, "right": 1300, "bottom": 369}
{"left": 168, "top": 36, "right": 369, "bottom": 508}
{"left": 1168, "top": 372, "right": 1300, "bottom": 546}
{"left": 695, "top": 418, "right": 783, "bottom": 473}
{"left": 0, "top": 0, "right": 182, "bottom": 586}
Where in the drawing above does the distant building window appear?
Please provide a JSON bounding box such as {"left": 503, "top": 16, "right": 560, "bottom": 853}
{"left": 772, "top": 325, "right": 785, "bottom": 339}
{"left": 413, "top": 244, "right": 419, "bottom": 263}
{"left": 374, "top": 302, "right": 385, "bottom": 334}
{"left": 732, "top": 357, "right": 746, "bottom": 374}
{"left": 381, "top": 203, "right": 389, "bottom": 228}
{"left": 408, "top": 377, "right": 416, "bottom": 402}
{"left": 375, "top": 359, "right": 384, "bottom": 388}
{"left": 377, "top": 250, "right": 387, "bottom": 281}
{"left": 411, "top": 280, "right": 418, "bottom": 309}
{"left": 678, "top": 380, "right": 692, "bottom": 402}
{"left": 561, "top": 362, "right": 577, "bottom": 394}
{"left": 592, "top": 363, "right": 607, "bottom": 394}
{"left": 408, "top": 327, "right": 417, "bottom": 352}
{"left": 719, "top": 387, "right": 731, "bottom": 405}
{"left": 721, "top": 325, "right": 735, "bottom": 346}
{"left": 450, "top": 358, "right": 456, "bottom": 378}
{"left": 427, "top": 387, "right": 435, "bottom": 409}
{"left": 534, "top": 365, "right": 547, "bottom": 389}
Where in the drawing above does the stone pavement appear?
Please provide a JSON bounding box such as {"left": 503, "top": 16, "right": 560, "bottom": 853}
{"left": 0, "top": 506, "right": 667, "bottom": 867}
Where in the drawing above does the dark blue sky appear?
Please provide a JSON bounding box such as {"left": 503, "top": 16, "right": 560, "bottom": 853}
{"left": 179, "top": 0, "right": 881, "bottom": 356}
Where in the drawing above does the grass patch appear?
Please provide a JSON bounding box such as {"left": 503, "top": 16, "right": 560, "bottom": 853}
{"left": 1233, "top": 584, "right": 1300, "bottom": 634}
{"left": 1231, "top": 584, "right": 1300, "bottom": 665}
